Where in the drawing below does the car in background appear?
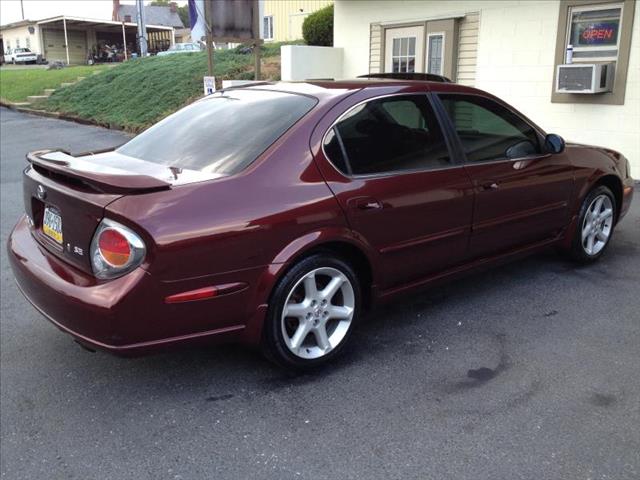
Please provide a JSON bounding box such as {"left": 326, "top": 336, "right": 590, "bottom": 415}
{"left": 5, "top": 47, "right": 38, "bottom": 64}
{"left": 7, "top": 78, "right": 634, "bottom": 369}
{"left": 157, "top": 43, "right": 202, "bottom": 56}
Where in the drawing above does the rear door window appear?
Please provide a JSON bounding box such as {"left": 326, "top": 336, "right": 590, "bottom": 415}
{"left": 323, "top": 95, "right": 451, "bottom": 175}
{"left": 438, "top": 94, "right": 541, "bottom": 162}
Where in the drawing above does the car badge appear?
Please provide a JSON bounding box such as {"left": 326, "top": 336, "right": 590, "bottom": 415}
{"left": 37, "top": 185, "right": 47, "bottom": 200}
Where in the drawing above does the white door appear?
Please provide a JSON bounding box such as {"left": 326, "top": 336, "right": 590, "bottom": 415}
{"left": 384, "top": 26, "right": 424, "bottom": 73}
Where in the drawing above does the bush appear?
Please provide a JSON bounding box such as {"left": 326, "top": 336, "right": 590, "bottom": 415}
{"left": 302, "top": 5, "right": 333, "bottom": 47}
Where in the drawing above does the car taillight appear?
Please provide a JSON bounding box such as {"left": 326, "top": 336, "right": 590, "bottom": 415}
{"left": 98, "top": 229, "right": 131, "bottom": 266}
{"left": 90, "top": 219, "right": 146, "bottom": 279}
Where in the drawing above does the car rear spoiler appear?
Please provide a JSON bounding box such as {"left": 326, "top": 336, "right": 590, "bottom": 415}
{"left": 27, "top": 149, "right": 171, "bottom": 193}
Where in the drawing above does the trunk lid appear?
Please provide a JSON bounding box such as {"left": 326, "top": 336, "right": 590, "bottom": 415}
{"left": 23, "top": 149, "right": 221, "bottom": 275}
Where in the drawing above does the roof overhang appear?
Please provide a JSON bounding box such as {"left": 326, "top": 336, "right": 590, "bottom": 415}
{"left": 35, "top": 15, "right": 174, "bottom": 33}
{"left": 377, "top": 12, "right": 466, "bottom": 26}
{"left": 0, "top": 19, "right": 37, "bottom": 31}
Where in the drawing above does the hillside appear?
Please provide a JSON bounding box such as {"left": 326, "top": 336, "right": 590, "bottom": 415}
{"left": 40, "top": 43, "right": 285, "bottom": 132}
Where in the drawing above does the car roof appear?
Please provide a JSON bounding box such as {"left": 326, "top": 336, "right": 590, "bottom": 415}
{"left": 242, "top": 79, "right": 489, "bottom": 101}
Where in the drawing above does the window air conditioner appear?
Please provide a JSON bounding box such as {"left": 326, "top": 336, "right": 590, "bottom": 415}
{"left": 555, "top": 63, "right": 614, "bottom": 94}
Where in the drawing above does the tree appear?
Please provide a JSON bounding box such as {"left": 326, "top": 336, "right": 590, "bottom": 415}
{"left": 177, "top": 5, "right": 190, "bottom": 28}
{"left": 150, "top": 0, "right": 170, "bottom": 5}
{"left": 302, "top": 5, "right": 333, "bottom": 47}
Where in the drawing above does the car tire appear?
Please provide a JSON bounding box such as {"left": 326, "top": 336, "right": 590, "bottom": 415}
{"left": 568, "top": 185, "right": 617, "bottom": 263}
{"left": 262, "top": 253, "right": 361, "bottom": 370}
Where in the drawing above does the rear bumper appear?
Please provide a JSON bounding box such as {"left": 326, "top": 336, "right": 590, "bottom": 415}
{"left": 8, "top": 215, "right": 256, "bottom": 355}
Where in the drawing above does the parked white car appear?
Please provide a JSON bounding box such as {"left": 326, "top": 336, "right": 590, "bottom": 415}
{"left": 156, "top": 43, "right": 202, "bottom": 56}
{"left": 5, "top": 47, "right": 38, "bottom": 64}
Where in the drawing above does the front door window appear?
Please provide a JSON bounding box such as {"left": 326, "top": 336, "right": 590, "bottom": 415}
{"left": 384, "top": 26, "right": 425, "bottom": 73}
{"left": 391, "top": 37, "right": 416, "bottom": 73}
{"left": 438, "top": 94, "right": 541, "bottom": 162}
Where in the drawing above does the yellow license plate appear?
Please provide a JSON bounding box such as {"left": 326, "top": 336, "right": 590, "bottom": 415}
{"left": 43, "top": 207, "right": 63, "bottom": 244}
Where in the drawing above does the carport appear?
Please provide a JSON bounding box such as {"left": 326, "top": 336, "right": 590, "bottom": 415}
{"left": 36, "top": 16, "right": 174, "bottom": 64}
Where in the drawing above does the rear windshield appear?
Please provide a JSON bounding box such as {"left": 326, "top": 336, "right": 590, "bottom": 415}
{"left": 117, "top": 89, "right": 316, "bottom": 175}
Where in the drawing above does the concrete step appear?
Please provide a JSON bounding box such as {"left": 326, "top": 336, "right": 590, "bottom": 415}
{"left": 43, "top": 89, "right": 56, "bottom": 95}
{"left": 60, "top": 82, "right": 75, "bottom": 88}
{"left": 26, "top": 95, "right": 50, "bottom": 102}
{"left": 76, "top": 76, "right": 86, "bottom": 81}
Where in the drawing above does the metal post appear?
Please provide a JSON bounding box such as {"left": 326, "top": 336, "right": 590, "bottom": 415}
{"left": 136, "top": 0, "right": 148, "bottom": 56}
{"left": 20, "top": 0, "right": 25, "bottom": 20}
{"left": 204, "top": 0, "right": 214, "bottom": 77}
{"left": 254, "top": 42, "right": 261, "bottom": 80}
{"left": 253, "top": 1, "right": 261, "bottom": 80}
{"left": 121, "top": 21, "right": 128, "bottom": 60}
{"left": 63, "top": 17, "right": 70, "bottom": 65}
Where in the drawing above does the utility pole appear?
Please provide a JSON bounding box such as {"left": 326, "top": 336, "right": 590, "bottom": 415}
{"left": 204, "top": 0, "right": 214, "bottom": 77}
{"left": 136, "top": 0, "right": 148, "bottom": 57}
{"left": 253, "top": 1, "right": 261, "bottom": 80}
{"left": 20, "top": 0, "right": 25, "bottom": 20}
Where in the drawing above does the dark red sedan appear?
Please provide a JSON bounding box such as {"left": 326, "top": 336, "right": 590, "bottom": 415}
{"left": 8, "top": 79, "right": 634, "bottom": 369}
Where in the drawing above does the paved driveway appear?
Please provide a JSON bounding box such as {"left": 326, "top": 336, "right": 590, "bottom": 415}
{"left": 1, "top": 107, "right": 639, "bottom": 480}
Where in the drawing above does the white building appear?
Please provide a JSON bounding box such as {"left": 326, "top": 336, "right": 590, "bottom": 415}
{"left": 1, "top": 16, "right": 175, "bottom": 64}
{"left": 330, "top": 0, "right": 639, "bottom": 176}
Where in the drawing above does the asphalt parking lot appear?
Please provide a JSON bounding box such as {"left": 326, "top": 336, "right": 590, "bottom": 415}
{"left": 1, "top": 107, "right": 639, "bottom": 480}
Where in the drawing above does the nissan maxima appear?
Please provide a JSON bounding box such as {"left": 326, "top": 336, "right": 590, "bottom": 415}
{"left": 8, "top": 79, "right": 634, "bottom": 369}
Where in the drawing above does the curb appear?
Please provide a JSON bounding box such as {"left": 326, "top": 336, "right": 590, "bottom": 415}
{"left": 1, "top": 101, "right": 126, "bottom": 131}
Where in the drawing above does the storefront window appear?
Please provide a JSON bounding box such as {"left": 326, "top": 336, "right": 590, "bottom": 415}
{"left": 568, "top": 4, "right": 622, "bottom": 60}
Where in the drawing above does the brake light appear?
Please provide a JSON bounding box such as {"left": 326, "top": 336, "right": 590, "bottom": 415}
{"left": 90, "top": 219, "right": 146, "bottom": 279}
{"left": 98, "top": 229, "right": 131, "bottom": 266}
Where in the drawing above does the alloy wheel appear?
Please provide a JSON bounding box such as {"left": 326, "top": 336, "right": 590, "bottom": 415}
{"left": 581, "top": 194, "right": 614, "bottom": 256}
{"left": 281, "top": 267, "right": 355, "bottom": 359}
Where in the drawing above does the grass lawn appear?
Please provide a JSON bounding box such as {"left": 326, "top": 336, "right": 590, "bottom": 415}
{"left": 38, "top": 42, "right": 292, "bottom": 132}
{"left": 0, "top": 65, "right": 111, "bottom": 103}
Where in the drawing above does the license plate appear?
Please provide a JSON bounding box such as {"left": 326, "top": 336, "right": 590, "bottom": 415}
{"left": 42, "top": 207, "right": 63, "bottom": 244}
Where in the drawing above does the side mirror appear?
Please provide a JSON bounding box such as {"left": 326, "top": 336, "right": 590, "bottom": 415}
{"left": 545, "top": 133, "right": 565, "bottom": 154}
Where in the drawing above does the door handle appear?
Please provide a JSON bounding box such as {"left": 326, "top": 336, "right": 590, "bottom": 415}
{"left": 480, "top": 181, "right": 499, "bottom": 191}
{"left": 358, "top": 200, "right": 383, "bottom": 210}
{"left": 348, "top": 197, "right": 383, "bottom": 211}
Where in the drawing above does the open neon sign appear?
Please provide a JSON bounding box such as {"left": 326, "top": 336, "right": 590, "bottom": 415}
{"left": 578, "top": 22, "right": 618, "bottom": 46}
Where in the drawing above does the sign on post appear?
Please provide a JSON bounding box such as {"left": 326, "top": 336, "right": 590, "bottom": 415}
{"left": 203, "top": 76, "right": 216, "bottom": 95}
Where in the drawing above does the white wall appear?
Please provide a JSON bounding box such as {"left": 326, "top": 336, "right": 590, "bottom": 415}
{"left": 281, "top": 45, "right": 343, "bottom": 81}
{"left": 475, "top": 2, "right": 640, "bottom": 178}
{"left": 1, "top": 24, "right": 42, "bottom": 55}
{"left": 334, "top": 0, "right": 640, "bottom": 177}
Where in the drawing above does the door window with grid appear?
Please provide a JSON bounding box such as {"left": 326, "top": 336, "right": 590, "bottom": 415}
{"left": 391, "top": 37, "right": 417, "bottom": 73}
